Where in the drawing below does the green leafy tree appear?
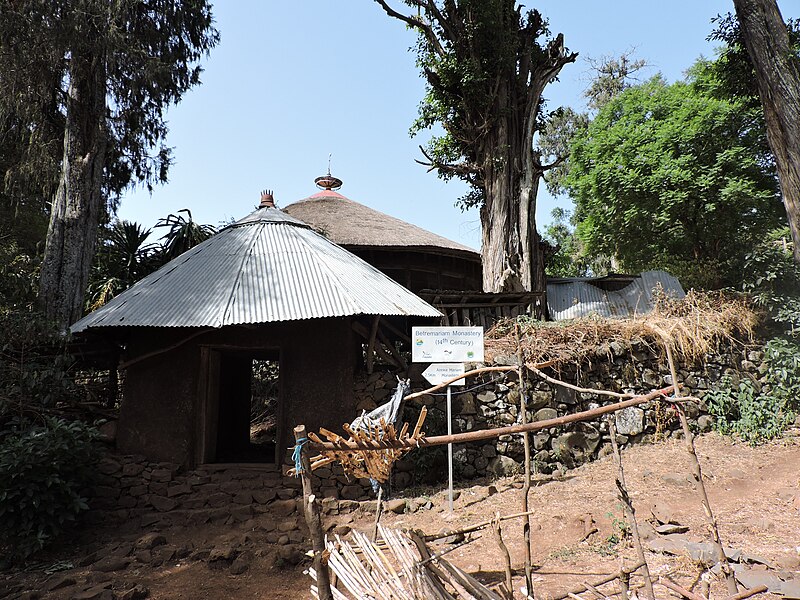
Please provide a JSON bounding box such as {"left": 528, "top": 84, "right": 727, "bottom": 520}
{"left": 563, "top": 72, "right": 785, "bottom": 288}
{"left": 86, "top": 210, "right": 215, "bottom": 310}
{"left": 742, "top": 228, "right": 800, "bottom": 334}
{"left": 0, "top": 0, "right": 219, "bottom": 329}
{"left": 539, "top": 52, "right": 646, "bottom": 197}
{"left": 374, "top": 1, "right": 577, "bottom": 304}
{"left": 542, "top": 207, "right": 614, "bottom": 278}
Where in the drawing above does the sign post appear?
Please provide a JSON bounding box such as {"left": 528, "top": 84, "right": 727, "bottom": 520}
{"left": 413, "top": 327, "right": 484, "bottom": 512}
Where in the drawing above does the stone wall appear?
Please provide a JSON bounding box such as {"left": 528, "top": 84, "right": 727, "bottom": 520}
{"left": 400, "top": 340, "right": 764, "bottom": 482}
{"left": 88, "top": 452, "right": 375, "bottom": 532}
{"left": 89, "top": 339, "right": 761, "bottom": 523}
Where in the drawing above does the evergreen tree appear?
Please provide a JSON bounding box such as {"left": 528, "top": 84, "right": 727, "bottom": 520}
{"left": 0, "top": 0, "right": 219, "bottom": 328}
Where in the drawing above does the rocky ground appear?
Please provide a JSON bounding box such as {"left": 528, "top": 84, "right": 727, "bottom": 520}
{"left": 2, "top": 430, "right": 799, "bottom": 599}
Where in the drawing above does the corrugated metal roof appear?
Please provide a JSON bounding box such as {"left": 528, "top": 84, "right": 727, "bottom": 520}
{"left": 547, "top": 270, "right": 685, "bottom": 321}
{"left": 71, "top": 207, "right": 441, "bottom": 332}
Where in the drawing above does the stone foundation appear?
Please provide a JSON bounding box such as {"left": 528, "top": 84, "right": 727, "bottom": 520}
{"left": 88, "top": 339, "right": 763, "bottom": 520}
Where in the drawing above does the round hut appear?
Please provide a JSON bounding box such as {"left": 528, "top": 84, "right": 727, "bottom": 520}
{"left": 70, "top": 198, "right": 440, "bottom": 468}
{"left": 282, "top": 174, "right": 482, "bottom": 294}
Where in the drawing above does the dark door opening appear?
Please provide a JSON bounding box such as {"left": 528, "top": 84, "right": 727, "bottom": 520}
{"left": 214, "top": 349, "right": 280, "bottom": 463}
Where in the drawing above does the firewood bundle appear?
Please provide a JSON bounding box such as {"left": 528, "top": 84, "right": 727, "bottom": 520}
{"left": 309, "top": 525, "right": 504, "bottom": 600}
{"left": 306, "top": 407, "right": 428, "bottom": 483}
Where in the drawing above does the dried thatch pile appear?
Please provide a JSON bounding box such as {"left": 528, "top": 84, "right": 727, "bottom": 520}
{"left": 486, "top": 291, "right": 759, "bottom": 368}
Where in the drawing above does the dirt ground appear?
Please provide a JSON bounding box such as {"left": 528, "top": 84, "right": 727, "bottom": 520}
{"left": 4, "top": 430, "right": 799, "bottom": 599}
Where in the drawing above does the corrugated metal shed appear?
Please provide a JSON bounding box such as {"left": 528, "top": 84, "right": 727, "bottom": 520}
{"left": 546, "top": 270, "right": 685, "bottom": 321}
{"left": 71, "top": 207, "right": 441, "bottom": 332}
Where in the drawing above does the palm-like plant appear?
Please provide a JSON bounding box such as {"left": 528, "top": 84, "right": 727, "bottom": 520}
{"left": 155, "top": 209, "right": 216, "bottom": 261}
{"left": 87, "top": 220, "right": 157, "bottom": 310}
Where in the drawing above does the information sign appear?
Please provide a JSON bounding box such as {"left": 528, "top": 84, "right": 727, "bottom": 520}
{"left": 411, "top": 326, "right": 484, "bottom": 363}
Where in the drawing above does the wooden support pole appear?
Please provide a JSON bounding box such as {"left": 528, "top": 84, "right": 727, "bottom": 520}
{"left": 663, "top": 343, "right": 738, "bottom": 596}
{"left": 655, "top": 576, "right": 706, "bottom": 600}
{"left": 372, "top": 486, "right": 383, "bottom": 543}
{"left": 309, "top": 387, "right": 675, "bottom": 452}
{"left": 516, "top": 324, "right": 535, "bottom": 599}
{"left": 377, "top": 328, "right": 408, "bottom": 370}
{"left": 293, "top": 425, "right": 333, "bottom": 600}
{"left": 422, "top": 509, "right": 537, "bottom": 542}
{"left": 366, "top": 316, "right": 380, "bottom": 374}
{"left": 608, "top": 416, "right": 655, "bottom": 600}
{"left": 491, "top": 514, "right": 514, "bottom": 600}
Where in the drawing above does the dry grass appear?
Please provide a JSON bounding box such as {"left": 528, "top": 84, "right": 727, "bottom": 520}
{"left": 486, "top": 291, "right": 759, "bottom": 368}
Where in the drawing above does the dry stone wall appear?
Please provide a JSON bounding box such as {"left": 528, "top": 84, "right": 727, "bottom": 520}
{"left": 400, "top": 340, "right": 764, "bottom": 484}
{"left": 87, "top": 453, "right": 374, "bottom": 534}
{"left": 87, "top": 340, "right": 761, "bottom": 525}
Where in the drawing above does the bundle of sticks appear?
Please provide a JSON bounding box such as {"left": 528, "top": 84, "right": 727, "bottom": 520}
{"left": 305, "top": 407, "right": 428, "bottom": 483}
{"left": 309, "top": 525, "right": 504, "bottom": 600}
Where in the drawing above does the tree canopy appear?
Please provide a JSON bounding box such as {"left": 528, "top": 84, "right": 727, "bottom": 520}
{"left": 375, "top": 0, "right": 576, "bottom": 301}
{"left": 0, "top": 0, "right": 218, "bottom": 328}
{"left": 563, "top": 71, "right": 785, "bottom": 288}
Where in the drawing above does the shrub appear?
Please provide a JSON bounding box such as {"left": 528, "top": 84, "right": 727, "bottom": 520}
{"left": 705, "top": 337, "right": 800, "bottom": 444}
{"left": 0, "top": 309, "right": 78, "bottom": 420}
{"left": 742, "top": 228, "right": 800, "bottom": 336}
{"left": 0, "top": 417, "right": 98, "bottom": 561}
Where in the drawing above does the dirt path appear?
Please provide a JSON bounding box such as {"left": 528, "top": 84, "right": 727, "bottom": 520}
{"left": 4, "top": 431, "right": 799, "bottom": 599}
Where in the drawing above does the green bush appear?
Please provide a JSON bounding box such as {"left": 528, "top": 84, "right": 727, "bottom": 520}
{"left": 705, "top": 337, "right": 800, "bottom": 444}
{"left": 0, "top": 309, "right": 78, "bottom": 420}
{"left": 0, "top": 417, "right": 98, "bottom": 560}
{"left": 742, "top": 228, "right": 800, "bottom": 336}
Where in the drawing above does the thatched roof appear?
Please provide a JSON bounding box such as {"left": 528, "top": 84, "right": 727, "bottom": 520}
{"left": 282, "top": 190, "right": 480, "bottom": 259}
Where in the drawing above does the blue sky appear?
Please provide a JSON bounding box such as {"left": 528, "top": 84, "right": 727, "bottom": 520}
{"left": 117, "top": 1, "right": 797, "bottom": 251}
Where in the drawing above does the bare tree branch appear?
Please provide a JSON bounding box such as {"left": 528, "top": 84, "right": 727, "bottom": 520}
{"left": 415, "top": 144, "right": 481, "bottom": 175}
{"left": 539, "top": 154, "right": 567, "bottom": 172}
{"left": 372, "top": 0, "right": 446, "bottom": 57}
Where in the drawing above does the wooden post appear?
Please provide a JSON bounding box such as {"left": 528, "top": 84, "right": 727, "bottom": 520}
{"left": 516, "top": 324, "right": 535, "bottom": 599}
{"left": 663, "top": 344, "right": 738, "bottom": 596}
{"left": 491, "top": 514, "right": 514, "bottom": 600}
{"left": 366, "top": 316, "right": 380, "bottom": 374}
{"left": 550, "top": 561, "right": 645, "bottom": 600}
{"left": 294, "top": 425, "right": 334, "bottom": 600}
{"left": 608, "top": 416, "right": 655, "bottom": 600}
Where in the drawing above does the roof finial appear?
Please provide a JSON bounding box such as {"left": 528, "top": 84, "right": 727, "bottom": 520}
{"left": 314, "top": 158, "right": 343, "bottom": 191}
{"left": 260, "top": 189, "right": 275, "bottom": 208}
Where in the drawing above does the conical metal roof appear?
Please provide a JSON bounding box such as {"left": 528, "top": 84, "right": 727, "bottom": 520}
{"left": 71, "top": 206, "right": 441, "bottom": 332}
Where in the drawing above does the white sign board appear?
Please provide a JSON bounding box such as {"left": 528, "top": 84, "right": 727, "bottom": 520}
{"left": 422, "top": 363, "right": 466, "bottom": 386}
{"left": 412, "top": 326, "right": 484, "bottom": 363}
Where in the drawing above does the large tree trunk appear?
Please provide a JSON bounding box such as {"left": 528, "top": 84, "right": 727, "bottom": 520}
{"left": 733, "top": 0, "right": 800, "bottom": 262}
{"left": 38, "top": 48, "right": 107, "bottom": 329}
{"left": 480, "top": 77, "right": 547, "bottom": 317}
{"left": 480, "top": 162, "right": 545, "bottom": 292}
{"left": 480, "top": 139, "right": 547, "bottom": 317}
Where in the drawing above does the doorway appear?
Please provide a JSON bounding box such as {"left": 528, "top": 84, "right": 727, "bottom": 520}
{"left": 205, "top": 348, "right": 281, "bottom": 464}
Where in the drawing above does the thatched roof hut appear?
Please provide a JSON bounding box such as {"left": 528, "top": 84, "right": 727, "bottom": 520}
{"left": 283, "top": 174, "right": 482, "bottom": 293}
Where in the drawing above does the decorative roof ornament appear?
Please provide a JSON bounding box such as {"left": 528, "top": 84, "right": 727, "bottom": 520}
{"left": 314, "top": 172, "right": 343, "bottom": 191}
{"left": 315, "top": 157, "right": 343, "bottom": 191}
